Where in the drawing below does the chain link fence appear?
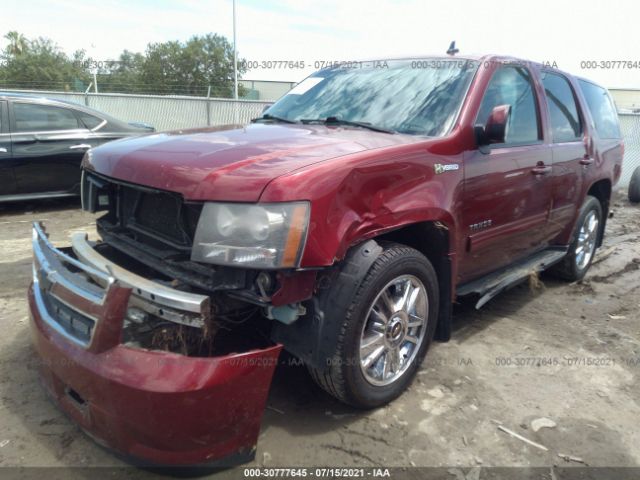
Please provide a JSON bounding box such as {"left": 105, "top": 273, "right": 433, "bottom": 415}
{"left": 619, "top": 113, "right": 640, "bottom": 188}
{"left": 3, "top": 89, "right": 272, "bottom": 132}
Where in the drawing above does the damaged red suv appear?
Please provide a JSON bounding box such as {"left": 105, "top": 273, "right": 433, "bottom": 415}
{"left": 28, "top": 55, "right": 623, "bottom": 466}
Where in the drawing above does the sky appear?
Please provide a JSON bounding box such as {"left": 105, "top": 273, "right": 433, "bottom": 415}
{"left": 2, "top": 0, "right": 640, "bottom": 89}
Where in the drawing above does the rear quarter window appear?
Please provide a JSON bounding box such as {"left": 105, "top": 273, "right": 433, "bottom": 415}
{"left": 578, "top": 80, "right": 621, "bottom": 139}
{"left": 78, "top": 111, "right": 105, "bottom": 130}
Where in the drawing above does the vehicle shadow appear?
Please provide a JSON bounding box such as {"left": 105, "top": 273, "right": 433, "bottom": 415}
{"left": 450, "top": 272, "right": 569, "bottom": 343}
{"left": 261, "top": 351, "right": 364, "bottom": 432}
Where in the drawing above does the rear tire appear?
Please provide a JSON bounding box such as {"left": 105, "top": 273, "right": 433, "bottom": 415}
{"left": 552, "top": 195, "right": 602, "bottom": 281}
{"left": 629, "top": 166, "right": 640, "bottom": 203}
{"left": 308, "top": 243, "right": 439, "bottom": 408}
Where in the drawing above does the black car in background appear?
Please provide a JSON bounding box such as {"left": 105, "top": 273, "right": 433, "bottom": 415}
{"left": 0, "top": 93, "right": 154, "bottom": 202}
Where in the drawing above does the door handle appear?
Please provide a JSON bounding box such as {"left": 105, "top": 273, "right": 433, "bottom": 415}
{"left": 69, "top": 144, "right": 92, "bottom": 150}
{"left": 13, "top": 137, "right": 37, "bottom": 145}
{"left": 0, "top": 147, "right": 7, "bottom": 153}
{"left": 531, "top": 165, "right": 552, "bottom": 175}
{"left": 579, "top": 156, "right": 594, "bottom": 166}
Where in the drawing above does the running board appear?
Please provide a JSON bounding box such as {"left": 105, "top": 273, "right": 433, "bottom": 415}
{"left": 456, "top": 248, "right": 568, "bottom": 309}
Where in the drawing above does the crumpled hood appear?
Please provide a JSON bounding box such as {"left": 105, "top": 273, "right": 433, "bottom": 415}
{"left": 84, "top": 123, "right": 419, "bottom": 202}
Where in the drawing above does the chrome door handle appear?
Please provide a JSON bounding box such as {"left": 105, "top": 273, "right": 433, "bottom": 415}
{"left": 579, "top": 157, "right": 594, "bottom": 166}
{"left": 0, "top": 147, "right": 7, "bottom": 153}
{"left": 69, "top": 144, "right": 92, "bottom": 150}
{"left": 531, "top": 165, "right": 552, "bottom": 175}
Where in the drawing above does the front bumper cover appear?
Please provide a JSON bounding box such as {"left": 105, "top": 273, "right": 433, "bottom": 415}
{"left": 28, "top": 222, "right": 282, "bottom": 466}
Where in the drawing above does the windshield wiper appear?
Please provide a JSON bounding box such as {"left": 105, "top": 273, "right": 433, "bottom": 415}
{"left": 300, "top": 116, "right": 395, "bottom": 134}
{"left": 251, "top": 113, "right": 297, "bottom": 124}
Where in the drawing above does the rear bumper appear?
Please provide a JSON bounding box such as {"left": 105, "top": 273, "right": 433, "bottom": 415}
{"left": 28, "top": 223, "right": 282, "bottom": 466}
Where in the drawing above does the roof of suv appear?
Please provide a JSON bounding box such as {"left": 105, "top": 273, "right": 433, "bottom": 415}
{"left": 315, "top": 54, "right": 582, "bottom": 81}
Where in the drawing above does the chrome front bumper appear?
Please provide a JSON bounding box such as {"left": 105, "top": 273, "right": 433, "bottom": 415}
{"left": 32, "top": 222, "right": 210, "bottom": 348}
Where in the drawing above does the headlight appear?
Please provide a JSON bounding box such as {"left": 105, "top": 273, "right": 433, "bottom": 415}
{"left": 191, "top": 202, "right": 310, "bottom": 269}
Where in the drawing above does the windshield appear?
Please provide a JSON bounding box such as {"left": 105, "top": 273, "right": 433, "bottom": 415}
{"left": 264, "top": 59, "right": 478, "bottom": 136}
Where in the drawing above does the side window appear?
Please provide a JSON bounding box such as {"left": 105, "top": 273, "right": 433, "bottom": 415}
{"left": 542, "top": 72, "right": 582, "bottom": 142}
{"left": 578, "top": 80, "right": 621, "bottom": 139}
{"left": 13, "top": 103, "right": 80, "bottom": 132}
{"left": 477, "top": 66, "right": 541, "bottom": 145}
{"left": 0, "top": 101, "right": 6, "bottom": 132}
{"left": 78, "top": 112, "right": 104, "bottom": 130}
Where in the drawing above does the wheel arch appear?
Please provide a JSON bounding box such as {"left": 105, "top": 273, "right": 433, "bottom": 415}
{"left": 271, "top": 222, "right": 454, "bottom": 370}
{"left": 375, "top": 221, "right": 453, "bottom": 342}
{"left": 586, "top": 178, "right": 612, "bottom": 247}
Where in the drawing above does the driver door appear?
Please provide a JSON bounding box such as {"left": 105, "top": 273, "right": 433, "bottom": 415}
{"left": 0, "top": 101, "right": 16, "bottom": 196}
{"left": 459, "top": 65, "right": 553, "bottom": 282}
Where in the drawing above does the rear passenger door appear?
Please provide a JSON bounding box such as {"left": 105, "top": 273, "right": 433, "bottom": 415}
{"left": 9, "top": 101, "right": 92, "bottom": 194}
{"left": 0, "top": 100, "right": 17, "bottom": 196}
{"left": 541, "top": 71, "right": 587, "bottom": 242}
{"left": 578, "top": 79, "right": 624, "bottom": 192}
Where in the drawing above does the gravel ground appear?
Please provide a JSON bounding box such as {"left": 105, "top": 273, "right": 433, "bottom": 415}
{"left": 0, "top": 192, "right": 639, "bottom": 478}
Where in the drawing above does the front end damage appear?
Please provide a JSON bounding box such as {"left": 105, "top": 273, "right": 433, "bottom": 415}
{"left": 29, "top": 221, "right": 285, "bottom": 466}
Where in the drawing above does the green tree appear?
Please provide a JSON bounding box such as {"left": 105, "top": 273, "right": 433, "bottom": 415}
{"left": 0, "top": 31, "right": 245, "bottom": 96}
{"left": 0, "top": 33, "right": 89, "bottom": 91}
{"left": 97, "top": 50, "right": 146, "bottom": 93}
{"left": 4, "top": 31, "right": 28, "bottom": 56}
{"left": 140, "top": 34, "right": 246, "bottom": 96}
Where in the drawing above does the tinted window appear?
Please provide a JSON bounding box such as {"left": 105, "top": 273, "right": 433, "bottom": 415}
{"left": 78, "top": 112, "right": 104, "bottom": 130}
{"left": 13, "top": 103, "right": 80, "bottom": 132}
{"left": 542, "top": 72, "right": 582, "bottom": 142}
{"left": 477, "top": 66, "right": 540, "bottom": 145}
{"left": 578, "top": 80, "right": 621, "bottom": 139}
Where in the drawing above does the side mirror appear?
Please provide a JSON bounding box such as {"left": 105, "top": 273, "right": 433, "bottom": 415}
{"left": 475, "top": 104, "right": 511, "bottom": 150}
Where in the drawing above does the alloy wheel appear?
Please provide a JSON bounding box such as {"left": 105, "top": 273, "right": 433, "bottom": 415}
{"left": 576, "top": 210, "right": 599, "bottom": 270}
{"left": 359, "top": 274, "right": 428, "bottom": 386}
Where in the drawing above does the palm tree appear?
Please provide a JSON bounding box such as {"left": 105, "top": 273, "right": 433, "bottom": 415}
{"left": 4, "top": 31, "right": 28, "bottom": 56}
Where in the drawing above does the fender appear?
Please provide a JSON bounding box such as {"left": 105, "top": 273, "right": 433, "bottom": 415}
{"left": 270, "top": 239, "right": 383, "bottom": 370}
{"left": 271, "top": 236, "right": 453, "bottom": 369}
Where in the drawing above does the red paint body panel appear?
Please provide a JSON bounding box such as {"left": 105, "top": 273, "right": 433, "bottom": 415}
{"left": 29, "top": 284, "right": 282, "bottom": 466}
{"left": 85, "top": 124, "right": 423, "bottom": 202}
{"left": 271, "top": 270, "right": 318, "bottom": 306}
{"left": 260, "top": 140, "right": 464, "bottom": 267}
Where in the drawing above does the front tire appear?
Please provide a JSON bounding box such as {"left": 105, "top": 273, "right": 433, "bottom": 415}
{"left": 553, "top": 195, "right": 602, "bottom": 281}
{"left": 308, "top": 243, "right": 439, "bottom": 408}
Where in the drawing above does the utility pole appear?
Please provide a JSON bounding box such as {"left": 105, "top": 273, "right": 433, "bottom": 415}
{"left": 233, "top": 0, "right": 238, "bottom": 101}
{"left": 90, "top": 43, "right": 99, "bottom": 93}
{"left": 233, "top": 0, "right": 239, "bottom": 125}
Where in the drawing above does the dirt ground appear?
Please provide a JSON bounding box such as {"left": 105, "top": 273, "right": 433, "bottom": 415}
{"left": 0, "top": 191, "right": 639, "bottom": 478}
